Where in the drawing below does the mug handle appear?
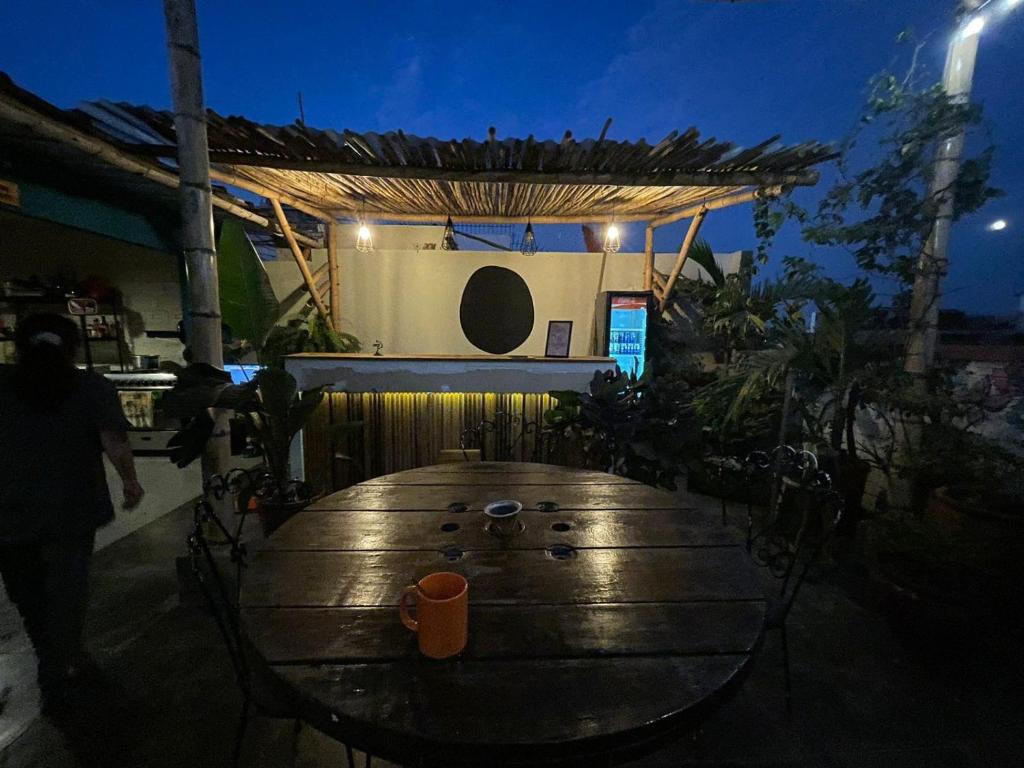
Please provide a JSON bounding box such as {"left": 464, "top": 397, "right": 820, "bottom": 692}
{"left": 399, "top": 585, "right": 419, "bottom": 632}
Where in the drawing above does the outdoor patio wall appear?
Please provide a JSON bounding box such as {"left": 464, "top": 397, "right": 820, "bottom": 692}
{"left": 0, "top": 210, "right": 185, "bottom": 364}
{"left": 264, "top": 224, "right": 745, "bottom": 356}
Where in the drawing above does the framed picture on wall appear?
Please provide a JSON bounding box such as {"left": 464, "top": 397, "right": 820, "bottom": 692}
{"left": 545, "top": 320, "right": 573, "bottom": 357}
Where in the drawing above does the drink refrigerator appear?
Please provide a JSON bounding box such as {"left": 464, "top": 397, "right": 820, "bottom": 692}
{"left": 593, "top": 291, "right": 653, "bottom": 378}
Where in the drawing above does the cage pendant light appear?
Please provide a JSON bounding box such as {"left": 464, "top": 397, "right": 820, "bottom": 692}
{"left": 355, "top": 223, "right": 374, "bottom": 253}
{"left": 355, "top": 198, "right": 374, "bottom": 253}
{"left": 603, "top": 220, "right": 621, "bottom": 253}
{"left": 520, "top": 220, "right": 538, "bottom": 255}
{"left": 441, "top": 215, "right": 457, "bottom": 250}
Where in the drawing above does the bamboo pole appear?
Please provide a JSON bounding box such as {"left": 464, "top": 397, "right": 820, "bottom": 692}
{"left": 325, "top": 187, "right": 780, "bottom": 225}
{"left": 658, "top": 206, "right": 709, "bottom": 312}
{"left": 328, "top": 209, "right": 658, "bottom": 225}
{"left": 327, "top": 221, "right": 342, "bottom": 330}
{"left": 185, "top": 154, "right": 822, "bottom": 189}
{"left": 271, "top": 198, "right": 334, "bottom": 328}
{"left": 0, "top": 96, "right": 321, "bottom": 249}
{"left": 652, "top": 272, "right": 666, "bottom": 294}
{"left": 648, "top": 185, "right": 784, "bottom": 229}
{"left": 642, "top": 224, "right": 655, "bottom": 290}
{"left": 162, "top": 0, "right": 229, "bottom": 491}
{"left": 208, "top": 166, "right": 333, "bottom": 222}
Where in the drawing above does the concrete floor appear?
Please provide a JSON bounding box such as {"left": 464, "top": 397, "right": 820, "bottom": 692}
{"left": 1, "top": 502, "right": 1023, "bottom": 768}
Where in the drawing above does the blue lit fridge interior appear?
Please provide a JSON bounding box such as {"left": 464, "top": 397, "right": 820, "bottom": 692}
{"left": 223, "top": 363, "right": 262, "bottom": 384}
{"left": 608, "top": 295, "right": 648, "bottom": 378}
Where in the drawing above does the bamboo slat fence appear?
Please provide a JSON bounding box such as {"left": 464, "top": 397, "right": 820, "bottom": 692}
{"left": 303, "top": 392, "right": 558, "bottom": 494}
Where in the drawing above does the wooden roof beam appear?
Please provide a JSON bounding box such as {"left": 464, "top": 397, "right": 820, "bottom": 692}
{"left": 649, "top": 185, "right": 786, "bottom": 229}
{"left": 208, "top": 166, "right": 334, "bottom": 222}
{"left": 270, "top": 198, "right": 334, "bottom": 329}
{"left": 327, "top": 211, "right": 656, "bottom": 225}
{"left": 209, "top": 156, "right": 820, "bottom": 188}
{"left": 659, "top": 206, "right": 709, "bottom": 313}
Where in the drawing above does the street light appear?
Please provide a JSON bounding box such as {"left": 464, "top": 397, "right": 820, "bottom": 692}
{"left": 962, "top": 15, "right": 986, "bottom": 35}
{"left": 988, "top": 219, "right": 1008, "bottom": 231}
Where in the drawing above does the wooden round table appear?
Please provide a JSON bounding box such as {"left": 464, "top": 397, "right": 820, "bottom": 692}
{"left": 241, "top": 462, "right": 766, "bottom": 766}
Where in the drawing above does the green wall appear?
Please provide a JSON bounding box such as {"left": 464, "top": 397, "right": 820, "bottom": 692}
{"left": 2, "top": 177, "right": 177, "bottom": 253}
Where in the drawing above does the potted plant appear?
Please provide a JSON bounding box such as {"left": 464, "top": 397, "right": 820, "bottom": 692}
{"left": 164, "top": 364, "right": 324, "bottom": 535}
{"left": 544, "top": 368, "right": 680, "bottom": 489}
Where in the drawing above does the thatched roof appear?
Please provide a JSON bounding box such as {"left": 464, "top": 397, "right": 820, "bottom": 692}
{"left": 1, "top": 70, "right": 834, "bottom": 226}
{"left": 74, "top": 101, "right": 835, "bottom": 223}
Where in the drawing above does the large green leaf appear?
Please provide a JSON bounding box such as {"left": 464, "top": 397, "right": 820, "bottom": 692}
{"left": 682, "top": 239, "right": 724, "bottom": 287}
{"left": 217, "top": 220, "right": 279, "bottom": 347}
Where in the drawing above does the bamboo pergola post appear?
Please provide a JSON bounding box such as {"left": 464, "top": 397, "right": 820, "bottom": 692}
{"left": 658, "top": 206, "right": 709, "bottom": 312}
{"left": 270, "top": 198, "right": 334, "bottom": 329}
{"left": 327, "top": 221, "right": 342, "bottom": 330}
{"left": 162, "top": 0, "right": 230, "bottom": 490}
{"left": 648, "top": 186, "right": 782, "bottom": 229}
{"left": 642, "top": 224, "right": 655, "bottom": 290}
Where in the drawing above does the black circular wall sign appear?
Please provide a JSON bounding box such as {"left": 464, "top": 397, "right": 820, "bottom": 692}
{"left": 459, "top": 266, "right": 535, "bottom": 354}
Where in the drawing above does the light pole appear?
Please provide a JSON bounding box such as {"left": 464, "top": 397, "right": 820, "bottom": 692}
{"left": 903, "top": 0, "right": 985, "bottom": 379}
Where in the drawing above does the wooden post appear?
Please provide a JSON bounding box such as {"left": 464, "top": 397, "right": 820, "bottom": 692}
{"left": 327, "top": 221, "right": 342, "bottom": 330}
{"left": 162, "top": 0, "right": 229, "bottom": 488}
{"left": 652, "top": 272, "right": 667, "bottom": 294}
{"left": 642, "top": 224, "right": 655, "bottom": 290}
{"left": 659, "top": 206, "right": 709, "bottom": 312}
{"left": 270, "top": 198, "right": 334, "bottom": 329}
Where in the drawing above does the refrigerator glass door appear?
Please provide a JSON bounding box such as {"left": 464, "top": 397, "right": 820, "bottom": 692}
{"left": 608, "top": 295, "right": 648, "bottom": 377}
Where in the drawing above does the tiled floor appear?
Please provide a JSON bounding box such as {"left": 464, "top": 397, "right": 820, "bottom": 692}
{"left": 0, "top": 584, "right": 38, "bottom": 756}
{"left": 1, "top": 499, "right": 1022, "bottom": 767}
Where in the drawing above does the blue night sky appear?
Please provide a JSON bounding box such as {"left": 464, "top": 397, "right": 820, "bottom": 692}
{"left": 2, "top": 0, "right": 1022, "bottom": 313}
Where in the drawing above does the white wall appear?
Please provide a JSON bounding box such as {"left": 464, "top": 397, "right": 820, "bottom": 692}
{"left": 0, "top": 211, "right": 185, "bottom": 364}
{"left": 264, "top": 224, "right": 746, "bottom": 356}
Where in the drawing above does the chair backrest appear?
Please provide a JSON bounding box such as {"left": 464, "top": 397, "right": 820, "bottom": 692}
{"left": 742, "top": 446, "right": 844, "bottom": 624}
{"left": 186, "top": 470, "right": 262, "bottom": 701}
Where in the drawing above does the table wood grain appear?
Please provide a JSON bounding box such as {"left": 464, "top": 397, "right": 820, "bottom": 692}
{"left": 241, "top": 462, "right": 766, "bottom": 766}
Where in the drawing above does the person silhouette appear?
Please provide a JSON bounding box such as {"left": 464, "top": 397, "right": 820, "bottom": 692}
{"left": 0, "top": 313, "right": 144, "bottom": 716}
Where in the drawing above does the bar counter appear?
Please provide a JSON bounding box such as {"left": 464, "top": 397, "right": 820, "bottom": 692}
{"left": 285, "top": 353, "right": 616, "bottom": 394}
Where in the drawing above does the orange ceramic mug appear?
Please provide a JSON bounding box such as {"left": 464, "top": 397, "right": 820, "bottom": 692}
{"left": 399, "top": 572, "right": 468, "bottom": 659}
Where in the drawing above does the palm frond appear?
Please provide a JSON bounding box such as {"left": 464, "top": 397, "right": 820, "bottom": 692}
{"left": 682, "top": 239, "right": 724, "bottom": 287}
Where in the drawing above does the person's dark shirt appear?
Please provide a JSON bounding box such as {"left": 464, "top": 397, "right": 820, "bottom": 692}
{"left": 0, "top": 366, "right": 130, "bottom": 541}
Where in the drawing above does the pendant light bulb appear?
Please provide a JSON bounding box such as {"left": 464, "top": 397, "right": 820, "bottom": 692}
{"left": 603, "top": 223, "right": 621, "bottom": 253}
{"left": 356, "top": 222, "right": 373, "bottom": 253}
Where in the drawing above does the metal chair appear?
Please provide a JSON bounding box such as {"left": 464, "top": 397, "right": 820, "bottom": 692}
{"left": 740, "top": 446, "right": 844, "bottom": 713}
{"left": 187, "top": 469, "right": 369, "bottom": 767}
{"left": 460, "top": 408, "right": 539, "bottom": 462}
{"left": 703, "top": 454, "right": 745, "bottom": 526}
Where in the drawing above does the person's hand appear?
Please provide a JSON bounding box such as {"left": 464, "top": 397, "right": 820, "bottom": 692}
{"left": 123, "top": 480, "right": 144, "bottom": 510}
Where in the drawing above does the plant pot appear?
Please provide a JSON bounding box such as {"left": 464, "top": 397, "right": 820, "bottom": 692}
{"left": 257, "top": 498, "right": 307, "bottom": 537}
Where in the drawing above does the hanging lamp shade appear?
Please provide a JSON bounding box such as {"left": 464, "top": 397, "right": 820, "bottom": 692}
{"left": 441, "top": 216, "right": 458, "bottom": 250}
{"left": 603, "top": 223, "right": 621, "bottom": 253}
{"left": 520, "top": 221, "right": 538, "bottom": 255}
